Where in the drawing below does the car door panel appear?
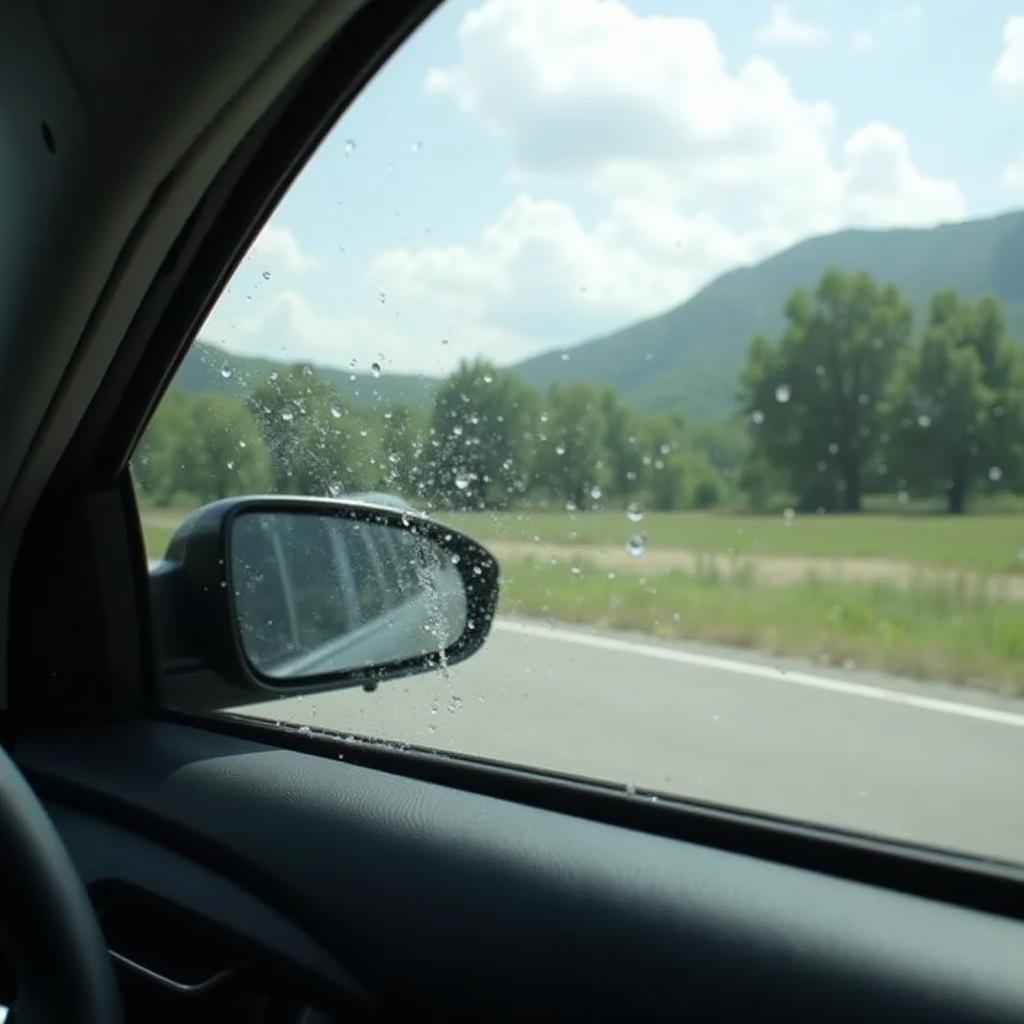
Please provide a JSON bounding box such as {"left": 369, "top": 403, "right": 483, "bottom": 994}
{"left": 17, "top": 719, "right": 1024, "bottom": 1022}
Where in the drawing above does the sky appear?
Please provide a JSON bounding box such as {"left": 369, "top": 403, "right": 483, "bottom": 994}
{"left": 202, "top": 0, "right": 1024, "bottom": 380}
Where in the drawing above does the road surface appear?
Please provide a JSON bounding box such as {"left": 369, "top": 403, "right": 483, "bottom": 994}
{"left": 235, "top": 617, "right": 1024, "bottom": 864}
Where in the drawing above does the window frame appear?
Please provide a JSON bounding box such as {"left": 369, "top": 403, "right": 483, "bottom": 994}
{"left": 12, "top": 0, "right": 1024, "bottom": 931}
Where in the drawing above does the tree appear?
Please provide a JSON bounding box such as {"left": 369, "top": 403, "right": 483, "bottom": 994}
{"left": 887, "top": 292, "right": 1024, "bottom": 513}
{"left": 599, "top": 390, "right": 645, "bottom": 505}
{"left": 537, "top": 382, "right": 607, "bottom": 509}
{"left": 249, "top": 365, "right": 377, "bottom": 495}
{"left": 739, "top": 269, "right": 912, "bottom": 512}
{"left": 427, "top": 359, "right": 538, "bottom": 509}
{"left": 134, "top": 389, "right": 272, "bottom": 504}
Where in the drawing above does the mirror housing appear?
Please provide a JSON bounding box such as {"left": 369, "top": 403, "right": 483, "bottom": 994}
{"left": 151, "top": 496, "right": 499, "bottom": 696}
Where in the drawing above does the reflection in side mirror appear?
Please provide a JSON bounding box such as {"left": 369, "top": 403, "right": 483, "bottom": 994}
{"left": 231, "top": 510, "right": 469, "bottom": 681}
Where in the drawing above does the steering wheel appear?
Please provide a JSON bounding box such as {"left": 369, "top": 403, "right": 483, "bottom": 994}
{"left": 0, "top": 744, "right": 121, "bottom": 1023}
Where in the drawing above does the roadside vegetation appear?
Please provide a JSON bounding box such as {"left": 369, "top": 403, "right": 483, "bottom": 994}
{"left": 136, "top": 268, "right": 1024, "bottom": 694}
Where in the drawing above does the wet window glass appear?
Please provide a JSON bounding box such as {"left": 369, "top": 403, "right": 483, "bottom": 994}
{"left": 135, "top": 0, "right": 1024, "bottom": 865}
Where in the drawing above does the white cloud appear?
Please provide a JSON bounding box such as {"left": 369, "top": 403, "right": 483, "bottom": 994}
{"left": 372, "top": 194, "right": 770, "bottom": 349}
{"left": 994, "top": 16, "right": 1024, "bottom": 102}
{"left": 756, "top": 4, "right": 827, "bottom": 46}
{"left": 1001, "top": 149, "right": 1024, "bottom": 191}
{"left": 363, "top": 0, "right": 965, "bottom": 361}
{"left": 250, "top": 223, "right": 316, "bottom": 273}
{"left": 851, "top": 28, "right": 876, "bottom": 52}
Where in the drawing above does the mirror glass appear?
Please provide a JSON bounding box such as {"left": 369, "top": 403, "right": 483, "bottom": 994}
{"left": 230, "top": 510, "right": 468, "bottom": 680}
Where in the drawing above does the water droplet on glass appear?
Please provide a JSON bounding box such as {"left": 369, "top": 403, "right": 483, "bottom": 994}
{"left": 343, "top": 138, "right": 356, "bottom": 154}
{"left": 441, "top": 338, "right": 449, "bottom": 346}
{"left": 330, "top": 404, "right": 343, "bottom": 418}
{"left": 220, "top": 364, "right": 233, "bottom": 379}
{"left": 897, "top": 489, "right": 910, "bottom": 505}
{"left": 751, "top": 409, "right": 765, "bottom": 425}
{"left": 988, "top": 465, "right": 1003, "bottom": 482}
{"left": 412, "top": 140, "right": 422, "bottom": 153}
{"left": 590, "top": 485, "right": 603, "bottom": 500}
{"left": 483, "top": 373, "right": 493, "bottom": 384}
{"left": 560, "top": 352, "right": 570, "bottom": 362}
{"left": 452, "top": 424, "right": 464, "bottom": 437}
{"left": 774, "top": 383, "right": 791, "bottom": 404}
{"left": 454, "top": 471, "right": 471, "bottom": 491}
{"left": 783, "top": 507, "right": 796, "bottom": 526}
{"left": 625, "top": 783, "right": 637, "bottom": 795}
{"left": 555, "top": 444, "right": 566, "bottom": 456}
{"left": 565, "top": 500, "right": 577, "bottom": 513}
{"left": 626, "top": 502, "right": 644, "bottom": 523}
{"left": 280, "top": 410, "right": 294, "bottom": 422}
{"left": 261, "top": 270, "right": 271, "bottom": 281}
{"left": 371, "top": 361, "right": 382, "bottom": 377}
{"left": 627, "top": 534, "right": 646, "bottom": 557}
{"left": 570, "top": 565, "right": 582, "bottom": 577}
{"left": 226, "top": 460, "right": 235, "bottom": 470}
{"left": 917, "top": 414, "right": 932, "bottom": 429}
{"left": 378, "top": 291, "right": 386, "bottom": 305}
{"left": 828, "top": 442, "right": 839, "bottom": 455}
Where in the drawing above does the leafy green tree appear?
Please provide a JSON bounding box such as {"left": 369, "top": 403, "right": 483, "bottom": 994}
{"left": 134, "top": 389, "right": 271, "bottom": 504}
{"left": 427, "top": 359, "right": 538, "bottom": 509}
{"left": 537, "top": 382, "right": 607, "bottom": 508}
{"left": 739, "top": 269, "right": 912, "bottom": 512}
{"left": 249, "top": 365, "right": 377, "bottom": 495}
{"left": 887, "top": 292, "right": 1024, "bottom": 513}
{"left": 599, "top": 390, "right": 645, "bottom": 505}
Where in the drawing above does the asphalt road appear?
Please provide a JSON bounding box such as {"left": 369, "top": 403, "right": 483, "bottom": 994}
{"left": 235, "top": 617, "right": 1024, "bottom": 864}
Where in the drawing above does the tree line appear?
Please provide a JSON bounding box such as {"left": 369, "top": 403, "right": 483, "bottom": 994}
{"left": 739, "top": 269, "right": 1024, "bottom": 514}
{"left": 134, "top": 267, "right": 1024, "bottom": 516}
{"left": 135, "top": 361, "right": 739, "bottom": 512}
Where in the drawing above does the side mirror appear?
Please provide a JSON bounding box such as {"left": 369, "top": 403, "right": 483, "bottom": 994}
{"left": 151, "top": 497, "right": 499, "bottom": 695}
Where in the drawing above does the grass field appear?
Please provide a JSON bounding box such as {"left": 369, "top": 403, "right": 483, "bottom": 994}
{"left": 498, "top": 557, "right": 1024, "bottom": 694}
{"left": 444, "top": 510, "right": 1024, "bottom": 575}
{"left": 140, "top": 504, "right": 1024, "bottom": 693}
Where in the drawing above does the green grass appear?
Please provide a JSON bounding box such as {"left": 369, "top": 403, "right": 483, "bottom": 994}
{"left": 499, "top": 557, "right": 1024, "bottom": 695}
{"left": 444, "top": 510, "right": 1024, "bottom": 575}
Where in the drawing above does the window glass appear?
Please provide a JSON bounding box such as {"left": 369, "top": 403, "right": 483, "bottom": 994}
{"left": 136, "top": 0, "right": 1024, "bottom": 865}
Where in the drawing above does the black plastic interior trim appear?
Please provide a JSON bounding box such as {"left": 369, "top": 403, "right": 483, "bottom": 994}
{"left": 17, "top": 718, "right": 1024, "bottom": 1023}
{"left": 173, "top": 709, "right": 1024, "bottom": 926}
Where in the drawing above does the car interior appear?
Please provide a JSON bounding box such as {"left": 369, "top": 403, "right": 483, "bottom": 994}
{"left": 2, "top": 1, "right": 1024, "bottom": 1021}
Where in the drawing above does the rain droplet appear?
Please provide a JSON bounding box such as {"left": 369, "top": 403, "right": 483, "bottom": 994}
{"left": 828, "top": 442, "right": 839, "bottom": 455}
{"left": 560, "top": 352, "right": 570, "bottom": 362}
{"left": 220, "top": 365, "right": 233, "bottom": 379}
{"left": 751, "top": 409, "right": 765, "bottom": 425}
{"left": 897, "top": 489, "right": 910, "bottom": 505}
{"left": 565, "top": 500, "right": 577, "bottom": 513}
{"left": 783, "top": 507, "right": 796, "bottom": 526}
{"left": 917, "top": 414, "right": 932, "bottom": 429}
{"left": 261, "top": 270, "right": 271, "bottom": 281}
{"left": 627, "top": 534, "right": 646, "bottom": 557}
{"left": 343, "top": 138, "right": 356, "bottom": 154}
{"left": 570, "top": 565, "right": 582, "bottom": 576}
{"left": 226, "top": 460, "right": 235, "bottom": 470}
{"left": 626, "top": 502, "right": 644, "bottom": 523}
{"left": 411, "top": 140, "right": 422, "bottom": 153}
{"left": 555, "top": 444, "right": 566, "bottom": 456}
{"left": 330, "top": 404, "right": 343, "bottom": 418}
{"left": 441, "top": 338, "right": 449, "bottom": 346}
{"left": 483, "top": 373, "right": 493, "bottom": 384}
{"left": 378, "top": 291, "right": 386, "bottom": 304}
{"left": 454, "top": 471, "right": 471, "bottom": 491}
{"left": 774, "top": 383, "right": 791, "bottom": 404}
{"left": 280, "top": 410, "right": 294, "bottom": 422}
{"left": 989, "top": 465, "right": 1003, "bottom": 482}
{"left": 590, "top": 485, "right": 603, "bottom": 500}
{"left": 371, "top": 362, "right": 382, "bottom": 377}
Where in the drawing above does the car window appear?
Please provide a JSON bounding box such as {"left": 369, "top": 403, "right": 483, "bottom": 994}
{"left": 135, "top": 0, "right": 1024, "bottom": 865}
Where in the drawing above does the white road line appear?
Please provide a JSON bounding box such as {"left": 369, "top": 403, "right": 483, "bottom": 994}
{"left": 495, "top": 619, "right": 1024, "bottom": 729}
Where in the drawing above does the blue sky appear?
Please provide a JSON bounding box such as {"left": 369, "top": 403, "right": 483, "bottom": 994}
{"left": 203, "top": 0, "right": 1024, "bottom": 378}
